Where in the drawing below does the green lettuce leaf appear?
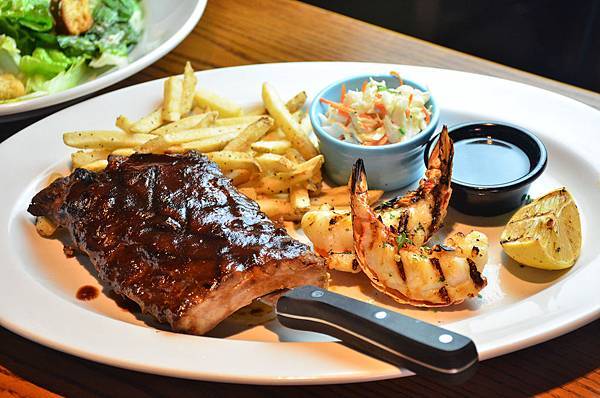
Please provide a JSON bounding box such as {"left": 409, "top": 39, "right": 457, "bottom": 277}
{"left": 0, "top": 34, "right": 21, "bottom": 74}
{"left": 20, "top": 47, "right": 73, "bottom": 77}
{"left": 0, "top": 0, "right": 54, "bottom": 32}
{"left": 57, "top": 0, "right": 142, "bottom": 65}
{"left": 26, "top": 57, "right": 91, "bottom": 94}
{"left": 0, "top": 0, "right": 55, "bottom": 54}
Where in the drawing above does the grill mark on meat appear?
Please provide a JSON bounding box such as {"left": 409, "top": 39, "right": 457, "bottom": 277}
{"left": 467, "top": 258, "right": 485, "bottom": 287}
{"left": 395, "top": 255, "right": 406, "bottom": 281}
{"left": 430, "top": 257, "right": 445, "bottom": 282}
{"left": 28, "top": 152, "right": 326, "bottom": 334}
{"left": 438, "top": 286, "right": 450, "bottom": 304}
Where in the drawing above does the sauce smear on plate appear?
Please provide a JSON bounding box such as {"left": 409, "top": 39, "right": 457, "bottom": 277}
{"left": 76, "top": 285, "right": 99, "bottom": 301}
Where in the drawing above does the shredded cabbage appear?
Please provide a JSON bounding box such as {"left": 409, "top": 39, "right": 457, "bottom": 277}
{"left": 321, "top": 77, "right": 432, "bottom": 146}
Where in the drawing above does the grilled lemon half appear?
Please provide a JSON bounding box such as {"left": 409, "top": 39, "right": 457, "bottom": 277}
{"left": 500, "top": 188, "right": 581, "bottom": 270}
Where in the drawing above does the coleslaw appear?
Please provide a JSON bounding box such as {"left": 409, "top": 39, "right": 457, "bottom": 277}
{"left": 319, "top": 74, "right": 432, "bottom": 146}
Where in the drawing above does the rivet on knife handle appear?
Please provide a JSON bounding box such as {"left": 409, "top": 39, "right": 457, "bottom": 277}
{"left": 276, "top": 286, "right": 479, "bottom": 384}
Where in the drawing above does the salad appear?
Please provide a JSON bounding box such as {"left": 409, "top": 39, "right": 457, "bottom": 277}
{"left": 0, "top": 0, "right": 142, "bottom": 103}
{"left": 319, "top": 73, "right": 432, "bottom": 146}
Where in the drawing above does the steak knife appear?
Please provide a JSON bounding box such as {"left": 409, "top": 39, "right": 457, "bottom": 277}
{"left": 274, "top": 286, "right": 479, "bottom": 384}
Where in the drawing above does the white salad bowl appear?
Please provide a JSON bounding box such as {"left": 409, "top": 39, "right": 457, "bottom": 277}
{"left": 0, "top": 0, "right": 207, "bottom": 121}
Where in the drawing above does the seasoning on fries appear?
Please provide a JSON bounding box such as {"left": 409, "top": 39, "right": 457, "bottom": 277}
{"left": 61, "top": 63, "right": 382, "bottom": 223}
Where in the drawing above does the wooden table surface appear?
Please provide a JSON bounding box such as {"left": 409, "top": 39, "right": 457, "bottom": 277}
{"left": 1, "top": 0, "right": 599, "bottom": 396}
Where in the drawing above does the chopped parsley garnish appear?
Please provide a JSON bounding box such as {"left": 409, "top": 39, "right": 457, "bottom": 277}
{"left": 396, "top": 232, "right": 414, "bottom": 248}
{"left": 398, "top": 127, "right": 406, "bottom": 135}
{"left": 521, "top": 194, "right": 533, "bottom": 204}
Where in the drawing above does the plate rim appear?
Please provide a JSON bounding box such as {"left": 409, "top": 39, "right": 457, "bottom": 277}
{"left": 1, "top": 62, "right": 599, "bottom": 385}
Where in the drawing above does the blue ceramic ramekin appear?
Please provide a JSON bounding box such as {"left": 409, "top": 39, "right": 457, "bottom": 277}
{"left": 309, "top": 74, "right": 440, "bottom": 190}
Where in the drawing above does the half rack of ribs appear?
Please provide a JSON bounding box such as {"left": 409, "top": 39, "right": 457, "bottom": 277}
{"left": 28, "top": 152, "right": 326, "bottom": 335}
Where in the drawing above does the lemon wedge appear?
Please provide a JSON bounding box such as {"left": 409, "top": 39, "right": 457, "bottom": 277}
{"left": 500, "top": 188, "right": 581, "bottom": 270}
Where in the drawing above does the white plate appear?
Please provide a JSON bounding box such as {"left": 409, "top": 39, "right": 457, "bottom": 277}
{"left": 0, "top": 0, "right": 206, "bottom": 120}
{"left": 0, "top": 62, "right": 599, "bottom": 385}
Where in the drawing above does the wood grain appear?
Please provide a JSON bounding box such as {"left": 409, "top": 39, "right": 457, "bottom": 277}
{"left": 1, "top": 0, "right": 599, "bottom": 396}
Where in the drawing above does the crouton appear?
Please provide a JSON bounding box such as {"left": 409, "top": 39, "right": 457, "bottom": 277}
{"left": 57, "top": 0, "right": 94, "bottom": 35}
{"left": 0, "top": 73, "right": 25, "bottom": 100}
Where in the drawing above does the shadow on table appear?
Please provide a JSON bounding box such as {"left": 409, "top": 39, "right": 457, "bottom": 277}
{"left": 1, "top": 320, "right": 598, "bottom": 397}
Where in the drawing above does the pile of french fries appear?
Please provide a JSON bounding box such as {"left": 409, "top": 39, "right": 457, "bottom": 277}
{"left": 60, "top": 63, "right": 383, "bottom": 223}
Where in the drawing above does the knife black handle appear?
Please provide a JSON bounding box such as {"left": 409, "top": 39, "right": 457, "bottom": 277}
{"left": 276, "top": 286, "right": 478, "bottom": 384}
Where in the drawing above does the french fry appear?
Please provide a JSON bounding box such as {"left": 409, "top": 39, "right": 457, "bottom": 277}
{"left": 285, "top": 91, "right": 307, "bottom": 114}
{"left": 194, "top": 87, "right": 242, "bottom": 118}
{"left": 225, "top": 169, "right": 253, "bottom": 185}
{"left": 261, "top": 128, "right": 286, "bottom": 141}
{"left": 309, "top": 189, "right": 383, "bottom": 207}
{"left": 162, "top": 76, "right": 183, "bottom": 122}
{"left": 238, "top": 187, "right": 258, "bottom": 199}
{"left": 191, "top": 106, "right": 208, "bottom": 115}
{"left": 139, "top": 125, "right": 246, "bottom": 153}
{"left": 179, "top": 132, "right": 239, "bottom": 152}
{"left": 164, "top": 146, "right": 186, "bottom": 153}
{"left": 81, "top": 159, "right": 108, "bottom": 172}
{"left": 251, "top": 140, "right": 291, "bottom": 154}
{"left": 35, "top": 216, "right": 57, "bottom": 237}
{"left": 60, "top": 64, "right": 332, "bottom": 228}
{"left": 290, "top": 185, "right": 310, "bottom": 213}
{"left": 214, "top": 115, "right": 264, "bottom": 127}
{"left": 321, "top": 185, "right": 349, "bottom": 195}
{"left": 244, "top": 105, "right": 267, "bottom": 116}
{"left": 284, "top": 155, "right": 324, "bottom": 186}
{"left": 262, "top": 83, "right": 318, "bottom": 159}
{"left": 111, "top": 148, "right": 136, "bottom": 156}
{"left": 64, "top": 131, "right": 155, "bottom": 150}
{"left": 255, "top": 153, "right": 294, "bottom": 172}
{"left": 151, "top": 112, "right": 217, "bottom": 136}
{"left": 224, "top": 116, "right": 274, "bottom": 151}
{"left": 255, "top": 198, "right": 298, "bottom": 221}
{"left": 130, "top": 108, "right": 162, "bottom": 133}
{"left": 159, "top": 124, "right": 246, "bottom": 144}
{"left": 299, "top": 113, "right": 312, "bottom": 135}
{"left": 206, "top": 151, "right": 261, "bottom": 172}
{"left": 246, "top": 175, "right": 290, "bottom": 195}
{"left": 71, "top": 150, "right": 110, "bottom": 168}
{"left": 115, "top": 115, "right": 133, "bottom": 132}
{"left": 181, "top": 61, "right": 197, "bottom": 114}
{"left": 284, "top": 147, "right": 305, "bottom": 163}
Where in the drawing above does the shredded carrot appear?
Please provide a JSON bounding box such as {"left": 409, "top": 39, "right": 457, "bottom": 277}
{"left": 408, "top": 93, "right": 413, "bottom": 107}
{"left": 375, "top": 103, "right": 386, "bottom": 115}
{"left": 340, "top": 84, "right": 346, "bottom": 103}
{"left": 423, "top": 106, "right": 430, "bottom": 124}
{"left": 320, "top": 98, "right": 352, "bottom": 116}
{"left": 405, "top": 108, "right": 410, "bottom": 119}
{"left": 361, "top": 80, "right": 368, "bottom": 93}
{"left": 359, "top": 112, "right": 377, "bottom": 119}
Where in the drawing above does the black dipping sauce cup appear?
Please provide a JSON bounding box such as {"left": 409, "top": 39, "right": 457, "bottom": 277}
{"left": 425, "top": 122, "right": 548, "bottom": 216}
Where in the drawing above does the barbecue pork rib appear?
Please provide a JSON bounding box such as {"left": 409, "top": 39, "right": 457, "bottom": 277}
{"left": 28, "top": 152, "right": 327, "bottom": 335}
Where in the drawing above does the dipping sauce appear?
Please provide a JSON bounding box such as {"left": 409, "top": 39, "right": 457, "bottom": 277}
{"left": 76, "top": 285, "right": 99, "bottom": 301}
{"left": 453, "top": 137, "right": 531, "bottom": 186}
